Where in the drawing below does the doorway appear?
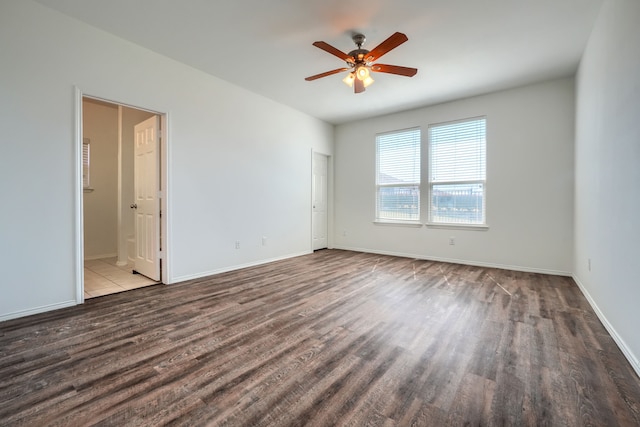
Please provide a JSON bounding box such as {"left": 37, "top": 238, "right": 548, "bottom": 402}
{"left": 312, "top": 152, "right": 329, "bottom": 250}
{"left": 80, "top": 95, "right": 165, "bottom": 299}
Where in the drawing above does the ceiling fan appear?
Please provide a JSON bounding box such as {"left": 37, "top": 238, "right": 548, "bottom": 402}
{"left": 305, "top": 32, "right": 418, "bottom": 94}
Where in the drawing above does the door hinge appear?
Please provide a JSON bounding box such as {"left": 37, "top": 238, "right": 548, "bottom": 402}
{"left": 158, "top": 190, "right": 163, "bottom": 199}
{"left": 158, "top": 250, "right": 163, "bottom": 260}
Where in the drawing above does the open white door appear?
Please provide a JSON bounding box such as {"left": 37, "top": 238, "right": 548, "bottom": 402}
{"left": 312, "top": 153, "right": 328, "bottom": 250}
{"left": 133, "top": 116, "right": 160, "bottom": 281}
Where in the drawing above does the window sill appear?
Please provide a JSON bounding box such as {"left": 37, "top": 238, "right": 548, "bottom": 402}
{"left": 425, "top": 222, "right": 489, "bottom": 230}
{"left": 373, "top": 220, "right": 423, "bottom": 228}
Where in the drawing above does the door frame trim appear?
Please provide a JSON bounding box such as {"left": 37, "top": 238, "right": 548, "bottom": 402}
{"left": 74, "top": 87, "right": 171, "bottom": 304}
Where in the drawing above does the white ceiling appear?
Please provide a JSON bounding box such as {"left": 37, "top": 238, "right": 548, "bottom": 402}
{"left": 35, "top": 0, "right": 603, "bottom": 124}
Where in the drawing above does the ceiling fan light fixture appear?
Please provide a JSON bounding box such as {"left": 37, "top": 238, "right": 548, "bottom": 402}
{"left": 363, "top": 75, "right": 374, "bottom": 88}
{"left": 342, "top": 72, "right": 355, "bottom": 87}
{"left": 356, "top": 65, "right": 370, "bottom": 80}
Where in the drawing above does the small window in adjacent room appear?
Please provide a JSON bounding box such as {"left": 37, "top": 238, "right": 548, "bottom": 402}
{"left": 375, "top": 127, "right": 421, "bottom": 222}
{"left": 82, "top": 138, "right": 91, "bottom": 190}
{"left": 428, "top": 117, "right": 486, "bottom": 226}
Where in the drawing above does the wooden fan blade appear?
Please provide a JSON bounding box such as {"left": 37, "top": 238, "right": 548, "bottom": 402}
{"left": 312, "top": 41, "right": 354, "bottom": 63}
{"left": 305, "top": 68, "right": 350, "bottom": 81}
{"left": 354, "top": 77, "right": 365, "bottom": 93}
{"left": 366, "top": 32, "right": 409, "bottom": 62}
{"left": 371, "top": 64, "right": 418, "bottom": 77}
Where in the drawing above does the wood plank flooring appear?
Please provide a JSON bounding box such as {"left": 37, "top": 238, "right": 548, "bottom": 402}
{"left": 1, "top": 249, "right": 639, "bottom": 426}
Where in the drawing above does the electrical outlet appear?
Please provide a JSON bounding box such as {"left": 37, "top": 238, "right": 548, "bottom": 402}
{"left": 449, "top": 237, "right": 455, "bottom": 245}
{"left": 262, "top": 236, "right": 267, "bottom": 246}
{"left": 342, "top": 230, "right": 347, "bottom": 237}
{"left": 235, "top": 241, "right": 240, "bottom": 249}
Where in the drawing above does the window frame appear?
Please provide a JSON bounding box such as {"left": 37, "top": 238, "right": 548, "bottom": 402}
{"left": 374, "top": 127, "right": 422, "bottom": 225}
{"left": 427, "top": 116, "right": 487, "bottom": 228}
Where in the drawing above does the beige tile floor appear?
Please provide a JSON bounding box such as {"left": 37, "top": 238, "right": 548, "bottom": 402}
{"left": 84, "top": 257, "right": 158, "bottom": 299}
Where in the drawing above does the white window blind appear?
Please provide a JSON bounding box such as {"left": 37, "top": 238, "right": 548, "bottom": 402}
{"left": 82, "top": 138, "right": 91, "bottom": 189}
{"left": 428, "top": 117, "right": 486, "bottom": 224}
{"left": 376, "top": 128, "right": 421, "bottom": 221}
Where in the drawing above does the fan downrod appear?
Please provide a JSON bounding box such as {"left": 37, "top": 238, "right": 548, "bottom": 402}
{"left": 348, "top": 33, "right": 369, "bottom": 64}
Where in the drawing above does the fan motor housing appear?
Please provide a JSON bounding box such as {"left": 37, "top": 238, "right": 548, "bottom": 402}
{"left": 348, "top": 48, "right": 370, "bottom": 64}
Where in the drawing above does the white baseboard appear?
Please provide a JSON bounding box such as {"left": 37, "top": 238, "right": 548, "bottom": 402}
{"left": 332, "top": 245, "right": 572, "bottom": 276}
{"left": 0, "top": 300, "right": 77, "bottom": 323}
{"left": 572, "top": 274, "right": 640, "bottom": 378}
{"left": 170, "top": 250, "right": 313, "bottom": 283}
{"left": 84, "top": 253, "right": 118, "bottom": 261}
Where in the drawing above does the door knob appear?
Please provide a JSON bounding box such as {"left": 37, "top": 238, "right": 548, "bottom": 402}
{"left": 130, "top": 203, "right": 137, "bottom": 209}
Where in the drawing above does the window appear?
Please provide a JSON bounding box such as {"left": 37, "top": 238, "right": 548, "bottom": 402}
{"left": 375, "top": 128, "right": 421, "bottom": 222}
{"left": 82, "top": 138, "right": 91, "bottom": 189}
{"left": 428, "top": 117, "right": 486, "bottom": 225}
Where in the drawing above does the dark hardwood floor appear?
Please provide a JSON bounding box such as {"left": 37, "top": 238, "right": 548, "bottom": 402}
{"left": 1, "top": 250, "right": 639, "bottom": 426}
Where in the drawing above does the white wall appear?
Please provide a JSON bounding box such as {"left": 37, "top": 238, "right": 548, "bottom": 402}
{"left": 574, "top": 0, "right": 640, "bottom": 374}
{"left": 82, "top": 99, "right": 118, "bottom": 259}
{"left": 0, "top": 0, "right": 333, "bottom": 320}
{"left": 334, "top": 78, "right": 575, "bottom": 274}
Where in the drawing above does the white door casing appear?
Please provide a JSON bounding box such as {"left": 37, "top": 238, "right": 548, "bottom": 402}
{"left": 133, "top": 116, "right": 160, "bottom": 281}
{"left": 312, "top": 153, "right": 328, "bottom": 250}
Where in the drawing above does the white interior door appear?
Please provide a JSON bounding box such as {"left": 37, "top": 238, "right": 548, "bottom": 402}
{"left": 312, "top": 153, "right": 328, "bottom": 250}
{"left": 133, "top": 116, "right": 160, "bottom": 281}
